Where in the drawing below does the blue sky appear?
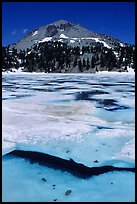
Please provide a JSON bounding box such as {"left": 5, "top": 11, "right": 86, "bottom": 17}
{"left": 2, "top": 2, "right": 135, "bottom": 46}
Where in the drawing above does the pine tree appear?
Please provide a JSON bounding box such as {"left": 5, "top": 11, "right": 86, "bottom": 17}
{"left": 78, "top": 59, "right": 83, "bottom": 72}
{"left": 96, "top": 53, "right": 99, "bottom": 62}
{"left": 73, "top": 58, "right": 77, "bottom": 67}
{"left": 86, "top": 58, "right": 90, "bottom": 70}
{"left": 91, "top": 56, "right": 95, "bottom": 68}
{"left": 82, "top": 58, "right": 86, "bottom": 67}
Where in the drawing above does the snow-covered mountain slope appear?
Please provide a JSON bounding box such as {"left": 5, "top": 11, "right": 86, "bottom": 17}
{"left": 10, "top": 19, "right": 126, "bottom": 51}
{"left": 3, "top": 19, "right": 135, "bottom": 73}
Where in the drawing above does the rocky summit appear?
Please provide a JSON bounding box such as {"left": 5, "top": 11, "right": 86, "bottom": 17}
{"left": 2, "top": 20, "right": 135, "bottom": 73}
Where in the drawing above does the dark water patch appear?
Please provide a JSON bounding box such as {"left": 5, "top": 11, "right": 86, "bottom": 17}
{"left": 104, "top": 106, "right": 130, "bottom": 112}
{"left": 91, "top": 90, "right": 108, "bottom": 95}
{"left": 30, "top": 86, "right": 79, "bottom": 93}
{"left": 2, "top": 86, "right": 21, "bottom": 92}
{"left": 90, "top": 124, "right": 113, "bottom": 130}
{"left": 84, "top": 83, "right": 112, "bottom": 87}
{"left": 130, "top": 84, "right": 135, "bottom": 88}
{"left": 47, "top": 99, "right": 74, "bottom": 103}
{"left": 3, "top": 150, "right": 135, "bottom": 179}
{"left": 3, "top": 85, "right": 21, "bottom": 91}
{"left": 129, "top": 90, "right": 135, "bottom": 92}
{"left": 98, "top": 99, "right": 117, "bottom": 106}
{"left": 42, "top": 83, "right": 56, "bottom": 86}
{"left": 88, "top": 83, "right": 103, "bottom": 86}
{"left": 97, "top": 126, "right": 113, "bottom": 130}
{"left": 29, "top": 88, "right": 54, "bottom": 92}
{"left": 118, "top": 81, "right": 135, "bottom": 84}
{"left": 2, "top": 84, "right": 13, "bottom": 87}
{"left": 19, "top": 83, "right": 32, "bottom": 86}
{"left": 2, "top": 94, "right": 34, "bottom": 101}
{"left": 75, "top": 90, "right": 108, "bottom": 101}
{"left": 115, "top": 89, "right": 135, "bottom": 93}
{"left": 97, "top": 83, "right": 133, "bottom": 87}
{"left": 96, "top": 99, "right": 130, "bottom": 111}
{"left": 97, "top": 83, "right": 116, "bottom": 87}
{"left": 55, "top": 86, "right": 77, "bottom": 91}
{"left": 44, "top": 80, "right": 82, "bottom": 84}
{"left": 51, "top": 80, "right": 84, "bottom": 84}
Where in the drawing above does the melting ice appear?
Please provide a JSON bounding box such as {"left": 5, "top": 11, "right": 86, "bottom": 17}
{"left": 2, "top": 72, "right": 135, "bottom": 202}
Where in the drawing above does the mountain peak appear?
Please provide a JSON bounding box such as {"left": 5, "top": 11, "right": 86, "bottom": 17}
{"left": 10, "top": 19, "right": 127, "bottom": 51}
{"left": 3, "top": 19, "right": 135, "bottom": 73}
{"left": 50, "top": 19, "right": 73, "bottom": 26}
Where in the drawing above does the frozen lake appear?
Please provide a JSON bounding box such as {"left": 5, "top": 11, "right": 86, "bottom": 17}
{"left": 2, "top": 72, "right": 135, "bottom": 202}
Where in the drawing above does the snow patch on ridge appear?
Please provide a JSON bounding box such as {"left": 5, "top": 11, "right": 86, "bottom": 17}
{"left": 60, "top": 34, "right": 68, "bottom": 39}
{"left": 32, "top": 30, "right": 38, "bottom": 36}
{"left": 58, "top": 39, "right": 64, "bottom": 42}
{"left": 70, "top": 40, "right": 75, "bottom": 43}
{"left": 90, "top": 38, "right": 111, "bottom": 49}
{"left": 120, "top": 43, "right": 124, "bottom": 47}
{"left": 39, "top": 37, "right": 52, "bottom": 43}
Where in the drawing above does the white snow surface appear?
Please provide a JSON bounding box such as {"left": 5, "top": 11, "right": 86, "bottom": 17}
{"left": 32, "top": 30, "right": 38, "bottom": 36}
{"left": 27, "top": 51, "right": 31, "bottom": 55}
{"left": 120, "top": 42, "right": 124, "bottom": 47}
{"left": 17, "top": 59, "right": 22, "bottom": 64}
{"left": 70, "top": 40, "right": 75, "bottom": 43}
{"left": 58, "top": 39, "right": 64, "bottom": 42}
{"left": 127, "top": 67, "right": 135, "bottom": 73}
{"left": 2, "top": 72, "right": 135, "bottom": 201}
{"left": 60, "top": 34, "right": 68, "bottom": 39}
{"left": 39, "top": 37, "right": 52, "bottom": 43}
{"left": 90, "top": 38, "right": 112, "bottom": 49}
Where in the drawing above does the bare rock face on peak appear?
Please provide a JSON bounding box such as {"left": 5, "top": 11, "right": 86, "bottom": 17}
{"left": 45, "top": 25, "right": 58, "bottom": 37}
{"left": 50, "top": 19, "right": 73, "bottom": 28}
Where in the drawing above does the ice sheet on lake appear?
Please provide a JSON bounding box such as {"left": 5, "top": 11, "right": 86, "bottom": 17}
{"left": 2, "top": 73, "right": 135, "bottom": 164}
{"left": 2, "top": 72, "right": 135, "bottom": 201}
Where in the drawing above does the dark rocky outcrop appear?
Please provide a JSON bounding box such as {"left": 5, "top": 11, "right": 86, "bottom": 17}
{"left": 41, "top": 178, "right": 47, "bottom": 182}
{"left": 65, "top": 190, "right": 72, "bottom": 196}
{"left": 45, "top": 25, "right": 58, "bottom": 37}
